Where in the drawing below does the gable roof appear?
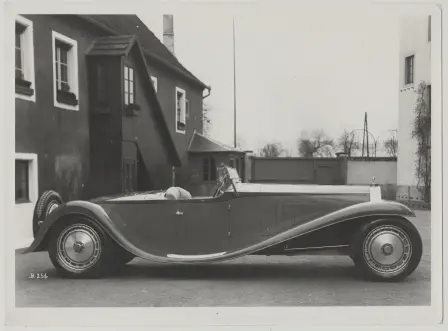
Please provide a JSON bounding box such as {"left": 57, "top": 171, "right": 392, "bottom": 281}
{"left": 87, "top": 35, "right": 181, "bottom": 166}
{"left": 79, "top": 15, "right": 209, "bottom": 90}
{"left": 188, "top": 131, "right": 246, "bottom": 154}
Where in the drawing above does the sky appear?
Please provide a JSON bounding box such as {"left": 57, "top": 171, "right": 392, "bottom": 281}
{"left": 140, "top": 2, "right": 402, "bottom": 155}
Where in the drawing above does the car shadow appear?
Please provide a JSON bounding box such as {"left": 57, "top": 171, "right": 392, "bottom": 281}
{"left": 113, "top": 259, "right": 360, "bottom": 281}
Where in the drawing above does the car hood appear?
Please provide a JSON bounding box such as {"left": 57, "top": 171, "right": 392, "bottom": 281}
{"left": 235, "top": 183, "right": 371, "bottom": 195}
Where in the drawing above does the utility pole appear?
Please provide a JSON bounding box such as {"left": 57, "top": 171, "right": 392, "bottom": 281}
{"left": 365, "top": 112, "right": 369, "bottom": 157}
{"left": 362, "top": 112, "right": 370, "bottom": 158}
{"left": 233, "top": 16, "right": 237, "bottom": 148}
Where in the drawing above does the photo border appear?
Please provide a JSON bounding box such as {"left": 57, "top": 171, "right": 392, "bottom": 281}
{"left": 1, "top": 0, "right": 445, "bottom": 329}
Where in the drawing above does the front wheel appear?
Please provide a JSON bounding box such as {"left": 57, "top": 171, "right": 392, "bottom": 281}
{"left": 48, "top": 217, "right": 119, "bottom": 278}
{"left": 351, "top": 218, "right": 423, "bottom": 282}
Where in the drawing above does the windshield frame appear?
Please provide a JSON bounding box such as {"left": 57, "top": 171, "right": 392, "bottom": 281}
{"left": 219, "top": 164, "right": 241, "bottom": 195}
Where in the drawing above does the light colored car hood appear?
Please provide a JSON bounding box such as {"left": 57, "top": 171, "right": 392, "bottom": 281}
{"left": 99, "top": 183, "right": 376, "bottom": 202}
{"left": 234, "top": 183, "right": 371, "bottom": 195}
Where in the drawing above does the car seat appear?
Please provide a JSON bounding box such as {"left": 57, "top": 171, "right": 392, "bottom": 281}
{"left": 165, "top": 186, "right": 192, "bottom": 200}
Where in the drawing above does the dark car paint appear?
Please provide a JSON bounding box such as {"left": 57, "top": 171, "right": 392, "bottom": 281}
{"left": 24, "top": 189, "right": 415, "bottom": 264}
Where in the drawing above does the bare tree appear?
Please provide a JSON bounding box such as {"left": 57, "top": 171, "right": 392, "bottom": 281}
{"left": 260, "top": 142, "right": 284, "bottom": 157}
{"left": 297, "top": 130, "right": 334, "bottom": 157}
{"left": 202, "top": 102, "right": 212, "bottom": 136}
{"left": 384, "top": 137, "right": 398, "bottom": 157}
{"left": 337, "top": 130, "right": 359, "bottom": 156}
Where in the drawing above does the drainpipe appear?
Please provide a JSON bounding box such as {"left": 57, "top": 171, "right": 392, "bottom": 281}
{"left": 202, "top": 86, "right": 212, "bottom": 99}
{"left": 172, "top": 166, "right": 176, "bottom": 186}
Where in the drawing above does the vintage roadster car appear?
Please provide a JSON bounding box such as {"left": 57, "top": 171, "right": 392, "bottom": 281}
{"left": 24, "top": 165, "right": 422, "bottom": 282}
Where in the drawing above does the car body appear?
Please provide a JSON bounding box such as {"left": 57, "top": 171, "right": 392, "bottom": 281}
{"left": 24, "top": 165, "right": 423, "bottom": 281}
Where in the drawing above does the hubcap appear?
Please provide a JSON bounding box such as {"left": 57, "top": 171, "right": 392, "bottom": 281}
{"left": 363, "top": 225, "right": 412, "bottom": 274}
{"left": 57, "top": 224, "right": 101, "bottom": 271}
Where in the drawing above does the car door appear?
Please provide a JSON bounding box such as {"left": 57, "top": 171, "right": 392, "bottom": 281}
{"left": 175, "top": 199, "right": 231, "bottom": 256}
{"left": 102, "top": 200, "right": 180, "bottom": 255}
{"left": 227, "top": 195, "right": 280, "bottom": 251}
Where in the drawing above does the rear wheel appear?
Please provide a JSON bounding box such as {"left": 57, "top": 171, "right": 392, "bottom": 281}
{"left": 48, "top": 217, "right": 119, "bottom": 278}
{"left": 351, "top": 218, "right": 422, "bottom": 282}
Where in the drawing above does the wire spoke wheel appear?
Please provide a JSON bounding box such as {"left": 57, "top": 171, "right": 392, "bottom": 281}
{"left": 363, "top": 225, "right": 412, "bottom": 275}
{"left": 56, "top": 224, "right": 102, "bottom": 272}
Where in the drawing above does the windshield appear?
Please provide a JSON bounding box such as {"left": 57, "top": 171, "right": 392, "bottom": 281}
{"left": 216, "top": 164, "right": 242, "bottom": 195}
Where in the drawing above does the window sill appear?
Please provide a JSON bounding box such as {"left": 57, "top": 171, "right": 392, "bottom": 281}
{"left": 125, "top": 103, "right": 141, "bottom": 117}
{"left": 15, "top": 78, "right": 35, "bottom": 98}
{"left": 177, "top": 121, "right": 186, "bottom": 133}
{"left": 15, "top": 198, "right": 31, "bottom": 204}
{"left": 400, "top": 84, "right": 415, "bottom": 92}
{"left": 57, "top": 90, "right": 79, "bottom": 106}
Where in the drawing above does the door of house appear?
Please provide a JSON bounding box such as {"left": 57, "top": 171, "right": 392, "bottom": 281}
{"left": 122, "top": 158, "right": 137, "bottom": 193}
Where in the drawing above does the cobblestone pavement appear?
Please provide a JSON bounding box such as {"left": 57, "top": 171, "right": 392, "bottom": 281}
{"left": 15, "top": 210, "right": 431, "bottom": 307}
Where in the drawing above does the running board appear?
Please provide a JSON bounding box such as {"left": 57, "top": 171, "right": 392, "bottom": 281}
{"left": 274, "top": 245, "right": 351, "bottom": 256}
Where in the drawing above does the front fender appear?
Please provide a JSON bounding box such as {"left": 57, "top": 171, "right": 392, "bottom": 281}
{"left": 23, "top": 200, "right": 114, "bottom": 253}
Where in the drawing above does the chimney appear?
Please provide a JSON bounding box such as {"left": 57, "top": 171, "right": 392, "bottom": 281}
{"left": 163, "top": 14, "right": 175, "bottom": 54}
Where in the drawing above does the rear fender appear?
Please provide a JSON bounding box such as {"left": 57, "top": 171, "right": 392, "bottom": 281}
{"left": 285, "top": 200, "right": 415, "bottom": 240}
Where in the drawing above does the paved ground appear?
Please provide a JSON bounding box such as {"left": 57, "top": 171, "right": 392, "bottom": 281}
{"left": 15, "top": 210, "right": 431, "bottom": 307}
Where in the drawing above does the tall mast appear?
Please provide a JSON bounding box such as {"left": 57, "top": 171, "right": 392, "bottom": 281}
{"left": 233, "top": 16, "right": 237, "bottom": 148}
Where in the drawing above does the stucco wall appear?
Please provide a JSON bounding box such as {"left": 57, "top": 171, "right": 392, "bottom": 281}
{"left": 15, "top": 15, "right": 108, "bottom": 202}
{"left": 397, "top": 14, "right": 431, "bottom": 200}
{"left": 347, "top": 160, "right": 397, "bottom": 185}
{"left": 347, "top": 159, "right": 397, "bottom": 200}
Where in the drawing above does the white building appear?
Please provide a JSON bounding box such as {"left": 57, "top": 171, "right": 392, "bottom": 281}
{"left": 396, "top": 14, "right": 431, "bottom": 203}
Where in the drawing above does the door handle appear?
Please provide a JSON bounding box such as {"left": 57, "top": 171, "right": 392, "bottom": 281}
{"left": 176, "top": 211, "right": 183, "bottom": 216}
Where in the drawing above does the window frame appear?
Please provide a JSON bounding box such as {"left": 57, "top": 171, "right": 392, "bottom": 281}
{"left": 15, "top": 160, "right": 30, "bottom": 203}
{"left": 52, "top": 30, "right": 79, "bottom": 111}
{"left": 15, "top": 15, "right": 36, "bottom": 102}
{"left": 123, "top": 65, "right": 136, "bottom": 106}
{"left": 175, "top": 87, "right": 187, "bottom": 134}
{"left": 203, "top": 156, "right": 217, "bottom": 182}
{"left": 15, "top": 153, "right": 38, "bottom": 205}
{"left": 404, "top": 55, "right": 414, "bottom": 86}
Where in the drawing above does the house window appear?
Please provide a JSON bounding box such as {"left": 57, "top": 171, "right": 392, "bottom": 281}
{"left": 151, "top": 76, "right": 158, "bottom": 92}
{"left": 124, "top": 66, "right": 135, "bottom": 105}
{"left": 405, "top": 55, "right": 414, "bottom": 85}
{"left": 15, "top": 24, "right": 25, "bottom": 79}
{"left": 236, "top": 157, "right": 240, "bottom": 174}
{"left": 15, "top": 160, "right": 29, "bottom": 203}
{"left": 55, "top": 43, "right": 70, "bottom": 92}
{"left": 176, "top": 87, "right": 187, "bottom": 133}
{"left": 15, "top": 16, "right": 35, "bottom": 101}
{"left": 185, "top": 99, "right": 190, "bottom": 120}
{"left": 203, "top": 156, "right": 216, "bottom": 181}
{"left": 52, "top": 31, "right": 79, "bottom": 110}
